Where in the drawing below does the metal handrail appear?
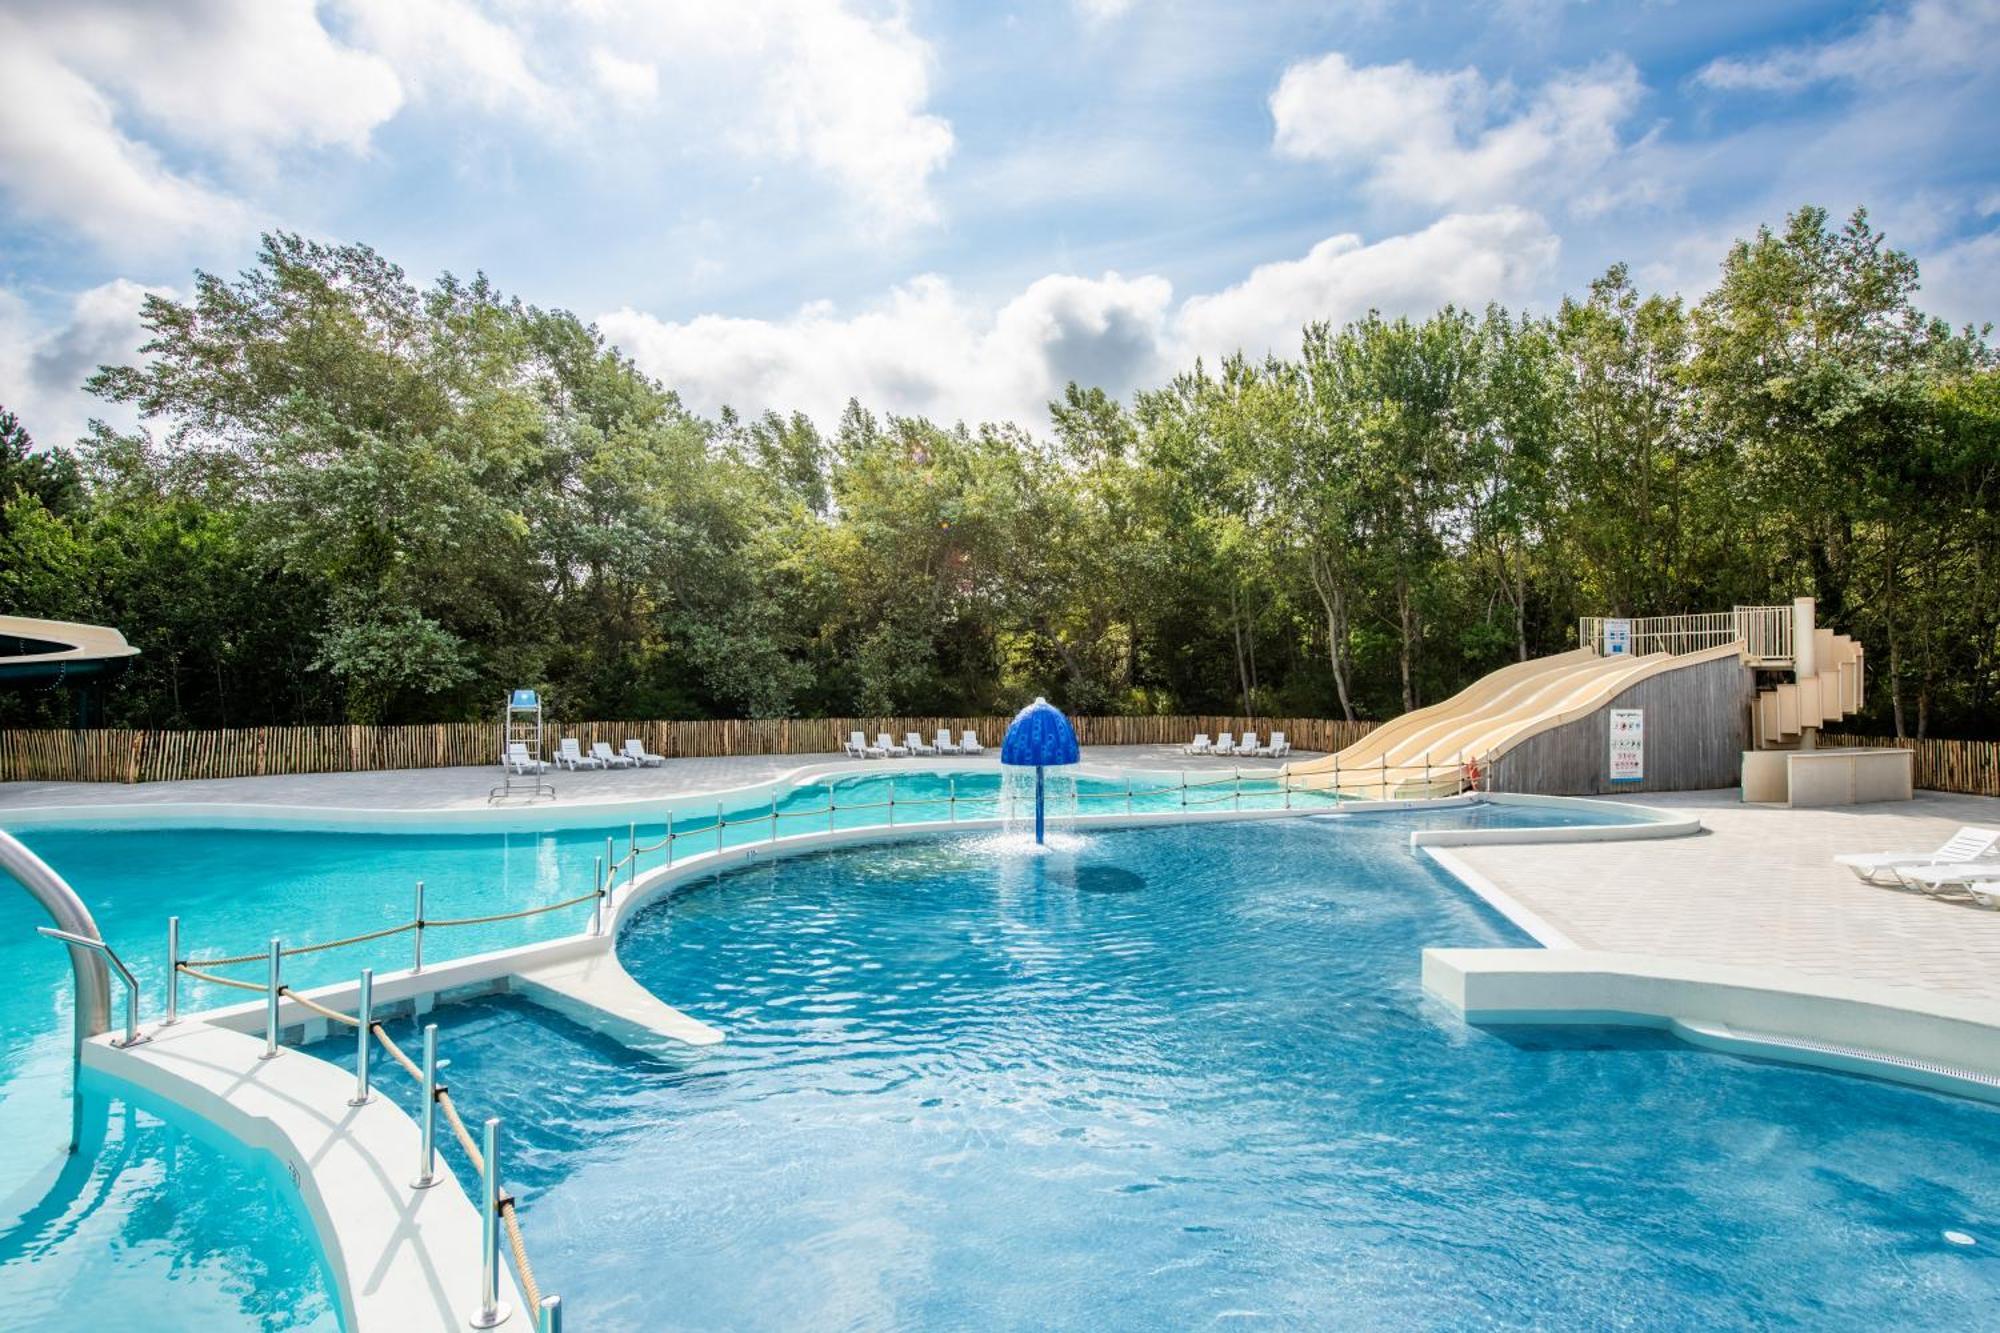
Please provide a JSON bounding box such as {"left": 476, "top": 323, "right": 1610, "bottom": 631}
{"left": 37, "top": 927, "right": 145, "bottom": 1049}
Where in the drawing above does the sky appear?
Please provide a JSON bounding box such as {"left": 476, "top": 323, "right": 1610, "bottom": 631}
{"left": 2, "top": 0, "right": 1998, "bottom": 447}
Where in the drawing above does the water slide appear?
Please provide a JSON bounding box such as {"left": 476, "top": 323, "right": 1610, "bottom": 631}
{"left": 1283, "top": 644, "right": 1741, "bottom": 798}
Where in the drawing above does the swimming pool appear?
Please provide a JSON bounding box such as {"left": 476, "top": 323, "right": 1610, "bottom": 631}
{"left": 304, "top": 808, "right": 1999, "bottom": 1327}
{"left": 0, "top": 767, "right": 1374, "bottom": 1327}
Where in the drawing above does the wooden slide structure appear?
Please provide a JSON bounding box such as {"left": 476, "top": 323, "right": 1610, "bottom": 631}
{"left": 1281, "top": 644, "right": 1743, "bottom": 799}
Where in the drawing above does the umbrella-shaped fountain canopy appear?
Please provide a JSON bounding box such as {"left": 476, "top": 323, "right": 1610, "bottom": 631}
{"left": 1001, "top": 697, "right": 1079, "bottom": 844}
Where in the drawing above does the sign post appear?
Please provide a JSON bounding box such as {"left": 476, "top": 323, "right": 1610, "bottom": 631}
{"left": 1608, "top": 708, "right": 1644, "bottom": 784}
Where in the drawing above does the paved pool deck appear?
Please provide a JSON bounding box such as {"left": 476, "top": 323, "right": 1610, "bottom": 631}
{"left": 0, "top": 743, "right": 1307, "bottom": 811}
{"left": 1448, "top": 789, "right": 2000, "bottom": 1003}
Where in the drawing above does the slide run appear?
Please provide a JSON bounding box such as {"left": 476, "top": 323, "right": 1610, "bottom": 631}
{"left": 1283, "top": 644, "right": 1740, "bottom": 798}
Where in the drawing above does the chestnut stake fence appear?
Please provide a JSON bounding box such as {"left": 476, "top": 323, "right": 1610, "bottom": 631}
{"left": 0, "top": 716, "right": 1379, "bottom": 785}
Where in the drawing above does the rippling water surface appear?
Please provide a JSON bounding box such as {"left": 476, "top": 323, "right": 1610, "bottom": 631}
{"left": 331, "top": 808, "right": 2000, "bottom": 1329}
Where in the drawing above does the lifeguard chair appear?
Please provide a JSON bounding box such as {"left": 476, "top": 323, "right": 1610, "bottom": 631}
{"left": 490, "top": 687, "right": 556, "bottom": 803}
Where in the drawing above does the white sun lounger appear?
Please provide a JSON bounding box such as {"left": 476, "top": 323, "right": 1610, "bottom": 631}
{"left": 960, "top": 730, "right": 984, "bottom": 755}
{"left": 1186, "top": 733, "right": 1212, "bottom": 755}
{"left": 845, "top": 730, "right": 875, "bottom": 758}
{"left": 1833, "top": 825, "right": 2000, "bottom": 887}
{"left": 877, "top": 732, "right": 910, "bottom": 758}
{"left": 591, "top": 741, "right": 634, "bottom": 769}
{"left": 905, "top": 730, "right": 935, "bottom": 756}
{"left": 1212, "top": 733, "right": 1235, "bottom": 756}
{"left": 623, "top": 738, "right": 665, "bottom": 767}
{"left": 1267, "top": 730, "right": 1291, "bottom": 757}
{"left": 1896, "top": 861, "right": 2000, "bottom": 903}
{"left": 934, "top": 727, "right": 960, "bottom": 754}
{"left": 504, "top": 742, "right": 547, "bottom": 774}
{"left": 556, "top": 738, "right": 602, "bottom": 770}
{"left": 1241, "top": 732, "right": 1262, "bottom": 756}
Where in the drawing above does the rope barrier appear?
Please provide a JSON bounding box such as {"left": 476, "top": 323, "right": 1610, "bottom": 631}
{"left": 425, "top": 889, "right": 602, "bottom": 930}
{"left": 174, "top": 963, "right": 265, "bottom": 992}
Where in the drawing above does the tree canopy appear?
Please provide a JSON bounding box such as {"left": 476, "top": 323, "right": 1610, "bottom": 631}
{"left": 4, "top": 208, "right": 1995, "bottom": 738}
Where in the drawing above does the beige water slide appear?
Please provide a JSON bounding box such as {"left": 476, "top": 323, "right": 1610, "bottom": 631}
{"left": 1282, "top": 644, "right": 1742, "bottom": 798}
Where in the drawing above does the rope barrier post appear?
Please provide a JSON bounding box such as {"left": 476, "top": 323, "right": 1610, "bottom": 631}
{"left": 1234, "top": 769, "right": 1242, "bottom": 813}
{"left": 888, "top": 777, "right": 895, "bottom": 828}
{"left": 629, "top": 821, "right": 637, "bottom": 867}
{"left": 1125, "top": 773, "right": 1133, "bottom": 816}
{"left": 715, "top": 801, "right": 722, "bottom": 855}
{"left": 412, "top": 1024, "right": 440, "bottom": 1190}
{"left": 538, "top": 1294, "right": 562, "bottom": 1333}
{"left": 1424, "top": 749, "right": 1432, "bottom": 796}
{"left": 349, "top": 968, "right": 373, "bottom": 1107}
{"left": 948, "top": 773, "right": 955, "bottom": 824}
{"left": 770, "top": 790, "right": 778, "bottom": 843}
{"left": 165, "top": 916, "right": 180, "bottom": 1026}
{"left": 604, "top": 836, "right": 616, "bottom": 912}
{"left": 590, "top": 857, "right": 604, "bottom": 937}
{"left": 472, "top": 1117, "right": 510, "bottom": 1329}
{"left": 1380, "top": 753, "right": 1388, "bottom": 801}
{"left": 826, "top": 782, "right": 835, "bottom": 835}
{"left": 261, "top": 938, "right": 282, "bottom": 1060}
{"left": 665, "top": 808, "right": 675, "bottom": 867}
{"left": 413, "top": 880, "right": 425, "bottom": 975}
{"left": 1180, "top": 771, "right": 1187, "bottom": 808}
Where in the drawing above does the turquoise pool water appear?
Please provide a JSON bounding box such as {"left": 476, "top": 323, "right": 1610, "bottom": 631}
{"left": 314, "top": 809, "right": 1999, "bottom": 1328}
{"left": 0, "top": 782, "right": 1635, "bottom": 1328}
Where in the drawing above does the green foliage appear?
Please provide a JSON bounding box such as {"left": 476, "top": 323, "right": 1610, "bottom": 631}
{"left": 4, "top": 208, "right": 1996, "bottom": 737}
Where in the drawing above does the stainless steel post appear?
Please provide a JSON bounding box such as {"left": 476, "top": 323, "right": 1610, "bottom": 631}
{"left": 591, "top": 856, "right": 604, "bottom": 936}
{"left": 948, "top": 773, "right": 956, "bottom": 823}
{"left": 165, "top": 915, "right": 180, "bottom": 1026}
{"left": 770, "top": 791, "right": 779, "bottom": 842}
{"left": 261, "top": 938, "right": 282, "bottom": 1059}
{"left": 411, "top": 1023, "right": 439, "bottom": 1189}
{"left": 826, "top": 783, "right": 835, "bottom": 834}
{"left": 603, "top": 836, "right": 616, "bottom": 911}
{"left": 666, "top": 808, "right": 675, "bottom": 865}
{"left": 472, "top": 1117, "right": 510, "bottom": 1328}
{"left": 538, "top": 1295, "right": 562, "bottom": 1332}
{"left": 413, "top": 880, "right": 426, "bottom": 974}
{"left": 888, "top": 778, "right": 895, "bottom": 827}
{"left": 349, "top": 968, "right": 373, "bottom": 1106}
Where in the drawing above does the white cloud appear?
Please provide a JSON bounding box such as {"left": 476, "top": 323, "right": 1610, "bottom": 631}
{"left": 334, "top": 0, "right": 557, "bottom": 119}
{"left": 601, "top": 269, "right": 1172, "bottom": 429}
{"left": 0, "top": 0, "right": 955, "bottom": 254}
{"left": 1176, "top": 208, "right": 1560, "bottom": 362}
{"left": 598, "top": 209, "right": 1561, "bottom": 428}
{"left": 0, "top": 1, "right": 399, "bottom": 250}
{"left": 1697, "top": 0, "right": 2000, "bottom": 93}
{"left": 1269, "top": 50, "right": 1644, "bottom": 212}
{"left": 589, "top": 49, "right": 659, "bottom": 109}
{"left": 0, "top": 278, "right": 174, "bottom": 448}
{"left": 1916, "top": 227, "right": 2000, "bottom": 329}
{"left": 1074, "top": 0, "right": 1139, "bottom": 23}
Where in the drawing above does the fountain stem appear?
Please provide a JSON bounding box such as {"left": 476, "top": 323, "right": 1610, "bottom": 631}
{"left": 1035, "top": 764, "right": 1046, "bottom": 845}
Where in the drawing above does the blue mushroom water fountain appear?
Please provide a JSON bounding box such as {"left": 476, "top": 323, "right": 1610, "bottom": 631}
{"left": 1000, "top": 696, "right": 1080, "bottom": 845}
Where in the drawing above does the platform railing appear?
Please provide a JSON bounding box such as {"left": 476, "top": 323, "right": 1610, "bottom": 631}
{"left": 1577, "top": 606, "right": 1795, "bottom": 663}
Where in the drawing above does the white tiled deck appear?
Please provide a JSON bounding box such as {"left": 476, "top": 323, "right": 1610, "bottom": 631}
{"left": 0, "top": 744, "right": 1308, "bottom": 811}
{"left": 1449, "top": 789, "right": 2000, "bottom": 1003}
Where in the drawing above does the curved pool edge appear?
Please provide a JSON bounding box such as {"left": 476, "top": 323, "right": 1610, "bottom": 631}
{"left": 1420, "top": 946, "right": 2000, "bottom": 1105}
{"left": 81, "top": 1020, "right": 517, "bottom": 1332}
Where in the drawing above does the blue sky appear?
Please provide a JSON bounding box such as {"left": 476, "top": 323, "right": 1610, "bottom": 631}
{"left": 2, "top": 0, "right": 1997, "bottom": 444}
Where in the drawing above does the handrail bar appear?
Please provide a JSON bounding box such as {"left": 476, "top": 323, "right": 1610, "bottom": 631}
{"left": 37, "top": 926, "right": 145, "bottom": 1048}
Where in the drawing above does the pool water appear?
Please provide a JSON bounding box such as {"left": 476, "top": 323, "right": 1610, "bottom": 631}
{"left": 0, "top": 788, "right": 1645, "bottom": 1328}
{"left": 0, "top": 1078, "right": 337, "bottom": 1332}
{"left": 307, "top": 808, "right": 2000, "bottom": 1328}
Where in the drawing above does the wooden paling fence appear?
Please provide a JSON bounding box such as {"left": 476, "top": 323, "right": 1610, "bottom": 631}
{"left": 1818, "top": 733, "right": 2000, "bottom": 798}
{"left": 0, "top": 715, "right": 1379, "bottom": 786}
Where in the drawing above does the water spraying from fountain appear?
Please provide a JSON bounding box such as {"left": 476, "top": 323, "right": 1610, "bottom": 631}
{"left": 999, "top": 697, "right": 1080, "bottom": 845}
